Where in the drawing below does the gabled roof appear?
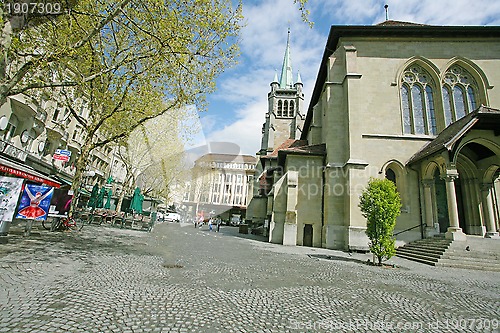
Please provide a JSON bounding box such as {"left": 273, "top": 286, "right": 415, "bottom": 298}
{"left": 278, "top": 143, "right": 326, "bottom": 166}
{"left": 301, "top": 24, "right": 500, "bottom": 140}
{"left": 376, "top": 20, "right": 428, "bottom": 27}
{"left": 407, "top": 105, "right": 500, "bottom": 165}
{"left": 279, "top": 143, "right": 326, "bottom": 155}
{"left": 261, "top": 139, "right": 308, "bottom": 159}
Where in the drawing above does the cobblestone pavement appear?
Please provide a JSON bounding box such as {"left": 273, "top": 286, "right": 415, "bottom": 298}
{"left": 0, "top": 221, "right": 499, "bottom": 333}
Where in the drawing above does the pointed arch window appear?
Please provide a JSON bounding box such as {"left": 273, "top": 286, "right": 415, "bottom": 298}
{"left": 289, "top": 101, "right": 295, "bottom": 117}
{"left": 385, "top": 168, "right": 397, "bottom": 186}
{"left": 277, "top": 100, "right": 283, "bottom": 117}
{"left": 442, "top": 65, "right": 478, "bottom": 126}
{"left": 400, "top": 65, "right": 437, "bottom": 135}
{"left": 283, "top": 100, "right": 288, "bottom": 118}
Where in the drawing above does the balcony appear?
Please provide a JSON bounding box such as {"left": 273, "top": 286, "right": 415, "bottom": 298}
{"left": 68, "top": 138, "right": 81, "bottom": 153}
{"left": 0, "top": 140, "right": 28, "bottom": 162}
{"left": 46, "top": 121, "right": 67, "bottom": 141}
{"left": 9, "top": 95, "right": 37, "bottom": 118}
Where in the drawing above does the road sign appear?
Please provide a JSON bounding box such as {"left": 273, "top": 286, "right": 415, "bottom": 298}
{"left": 55, "top": 149, "right": 71, "bottom": 156}
{"left": 53, "top": 154, "right": 69, "bottom": 162}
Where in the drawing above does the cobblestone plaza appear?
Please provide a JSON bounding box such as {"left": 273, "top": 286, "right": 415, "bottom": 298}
{"left": 0, "top": 222, "right": 499, "bottom": 332}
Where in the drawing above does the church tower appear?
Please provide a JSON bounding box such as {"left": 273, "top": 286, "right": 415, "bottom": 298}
{"left": 259, "top": 30, "right": 305, "bottom": 155}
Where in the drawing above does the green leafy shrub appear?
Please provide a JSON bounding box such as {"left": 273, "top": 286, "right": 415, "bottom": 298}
{"left": 359, "top": 178, "right": 401, "bottom": 265}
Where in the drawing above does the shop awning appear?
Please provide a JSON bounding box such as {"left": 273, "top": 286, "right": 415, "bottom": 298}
{"left": 0, "top": 156, "right": 61, "bottom": 188}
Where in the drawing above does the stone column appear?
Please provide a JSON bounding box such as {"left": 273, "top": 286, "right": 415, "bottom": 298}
{"left": 283, "top": 171, "right": 298, "bottom": 246}
{"left": 422, "top": 179, "right": 439, "bottom": 237}
{"left": 443, "top": 170, "right": 466, "bottom": 241}
{"left": 422, "top": 179, "right": 434, "bottom": 228}
{"left": 481, "top": 183, "right": 499, "bottom": 238}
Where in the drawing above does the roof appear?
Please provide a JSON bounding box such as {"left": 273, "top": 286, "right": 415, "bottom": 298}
{"left": 376, "top": 20, "right": 428, "bottom": 26}
{"left": 279, "top": 143, "right": 327, "bottom": 155}
{"left": 301, "top": 24, "right": 500, "bottom": 139}
{"left": 261, "top": 139, "right": 308, "bottom": 159}
{"left": 195, "top": 153, "right": 256, "bottom": 164}
{"left": 279, "top": 29, "right": 294, "bottom": 89}
{"left": 407, "top": 105, "right": 500, "bottom": 165}
{"left": 278, "top": 143, "right": 326, "bottom": 166}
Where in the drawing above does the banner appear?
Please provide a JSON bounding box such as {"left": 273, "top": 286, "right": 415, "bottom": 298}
{"left": 0, "top": 176, "right": 24, "bottom": 222}
{"left": 16, "top": 184, "right": 54, "bottom": 221}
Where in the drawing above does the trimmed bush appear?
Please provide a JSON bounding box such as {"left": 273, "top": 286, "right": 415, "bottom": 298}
{"left": 359, "top": 178, "right": 401, "bottom": 265}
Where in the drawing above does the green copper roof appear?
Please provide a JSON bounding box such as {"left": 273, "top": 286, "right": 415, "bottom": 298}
{"left": 279, "top": 29, "right": 293, "bottom": 89}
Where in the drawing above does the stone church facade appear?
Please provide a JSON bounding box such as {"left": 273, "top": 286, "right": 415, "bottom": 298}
{"left": 247, "top": 22, "right": 500, "bottom": 251}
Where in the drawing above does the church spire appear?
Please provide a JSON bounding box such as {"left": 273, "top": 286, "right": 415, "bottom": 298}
{"left": 279, "top": 29, "right": 293, "bottom": 89}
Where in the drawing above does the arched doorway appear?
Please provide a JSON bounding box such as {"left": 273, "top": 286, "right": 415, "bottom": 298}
{"left": 454, "top": 140, "right": 500, "bottom": 236}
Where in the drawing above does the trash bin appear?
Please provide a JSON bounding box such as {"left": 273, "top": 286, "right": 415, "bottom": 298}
{"left": 0, "top": 220, "right": 11, "bottom": 236}
{"left": 239, "top": 224, "right": 248, "bottom": 234}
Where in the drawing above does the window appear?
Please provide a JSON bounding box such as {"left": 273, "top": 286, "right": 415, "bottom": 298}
{"left": 52, "top": 107, "right": 60, "bottom": 122}
{"left": 3, "top": 115, "right": 18, "bottom": 141}
{"left": 400, "top": 65, "right": 437, "bottom": 135}
{"left": 385, "top": 168, "right": 397, "bottom": 186}
{"left": 277, "top": 99, "right": 296, "bottom": 118}
{"left": 442, "top": 65, "right": 478, "bottom": 126}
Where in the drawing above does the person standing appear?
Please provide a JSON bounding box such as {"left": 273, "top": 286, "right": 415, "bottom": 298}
{"left": 208, "top": 218, "right": 213, "bottom": 232}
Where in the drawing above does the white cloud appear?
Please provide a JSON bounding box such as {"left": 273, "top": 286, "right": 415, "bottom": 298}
{"left": 204, "top": 0, "right": 326, "bottom": 155}
{"left": 203, "top": 0, "right": 500, "bottom": 156}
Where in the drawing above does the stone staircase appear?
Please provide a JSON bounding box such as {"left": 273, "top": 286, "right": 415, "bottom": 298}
{"left": 396, "top": 235, "right": 500, "bottom": 272}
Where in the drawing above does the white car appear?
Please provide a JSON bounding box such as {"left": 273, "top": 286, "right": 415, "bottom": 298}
{"left": 164, "top": 213, "right": 181, "bottom": 222}
{"left": 156, "top": 212, "right": 164, "bottom": 222}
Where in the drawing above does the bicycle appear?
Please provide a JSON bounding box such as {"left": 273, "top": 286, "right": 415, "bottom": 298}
{"left": 42, "top": 214, "right": 80, "bottom": 232}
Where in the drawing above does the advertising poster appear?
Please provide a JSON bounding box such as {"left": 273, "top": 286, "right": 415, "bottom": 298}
{"left": 0, "top": 176, "right": 24, "bottom": 222}
{"left": 16, "top": 184, "right": 54, "bottom": 221}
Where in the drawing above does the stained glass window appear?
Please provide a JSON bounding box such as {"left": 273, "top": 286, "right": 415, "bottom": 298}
{"left": 400, "top": 64, "right": 436, "bottom": 135}
{"left": 401, "top": 85, "right": 412, "bottom": 134}
{"left": 442, "top": 65, "right": 478, "bottom": 124}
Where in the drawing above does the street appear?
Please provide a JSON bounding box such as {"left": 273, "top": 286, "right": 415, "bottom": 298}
{"left": 0, "top": 222, "right": 499, "bottom": 333}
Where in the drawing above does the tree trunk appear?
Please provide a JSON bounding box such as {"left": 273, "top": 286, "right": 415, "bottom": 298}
{"left": 68, "top": 137, "right": 94, "bottom": 217}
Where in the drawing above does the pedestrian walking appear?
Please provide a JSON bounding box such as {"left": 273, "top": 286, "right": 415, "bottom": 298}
{"left": 217, "top": 218, "right": 221, "bottom": 232}
{"left": 208, "top": 218, "right": 213, "bottom": 232}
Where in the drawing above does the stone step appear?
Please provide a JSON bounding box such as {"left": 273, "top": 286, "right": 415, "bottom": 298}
{"left": 441, "top": 253, "right": 500, "bottom": 262}
{"left": 444, "top": 251, "right": 500, "bottom": 260}
{"left": 413, "top": 239, "right": 452, "bottom": 246}
{"left": 436, "top": 259, "right": 500, "bottom": 272}
{"left": 396, "top": 250, "right": 440, "bottom": 262}
{"left": 403, "top": 243, "right": 450, "bottom": 252}
{"left": 395, "top": 252, "right": 438, "bottom": 266}
{"left": 397, "top": 247, "right": 444, "bottom": 258}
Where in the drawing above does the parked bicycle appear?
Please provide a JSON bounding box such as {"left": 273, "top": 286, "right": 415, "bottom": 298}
{"left": 42, "top": 214, "right": 81, "bottom": 232}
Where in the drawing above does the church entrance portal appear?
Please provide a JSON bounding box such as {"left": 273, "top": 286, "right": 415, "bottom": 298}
{"left": 303, "top": 224, "right": 313, "bottom": 247}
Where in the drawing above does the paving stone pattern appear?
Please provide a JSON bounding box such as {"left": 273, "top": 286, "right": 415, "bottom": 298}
{"left": 0, "top": 222, "right": 499, "bottom": 332}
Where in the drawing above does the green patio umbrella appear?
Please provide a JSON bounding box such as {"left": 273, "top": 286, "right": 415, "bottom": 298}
{"left": 96, "top": 187, "right": 106, "bottom": 208}
{"left": 138, "top": 193, "right": 144, "bottom": 214}
{"left": 129, "top": 187, "right": 143, "bottom": 213}
{"left": 104, "top": 189, "right": 112, "bottom": 209}
{"left": 87, "top": 184, "right": 99, "bottom": 209}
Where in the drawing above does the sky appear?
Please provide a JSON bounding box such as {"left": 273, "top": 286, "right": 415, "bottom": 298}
{"left": 187, "top": 0, "right": 500, "bottom": 157}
